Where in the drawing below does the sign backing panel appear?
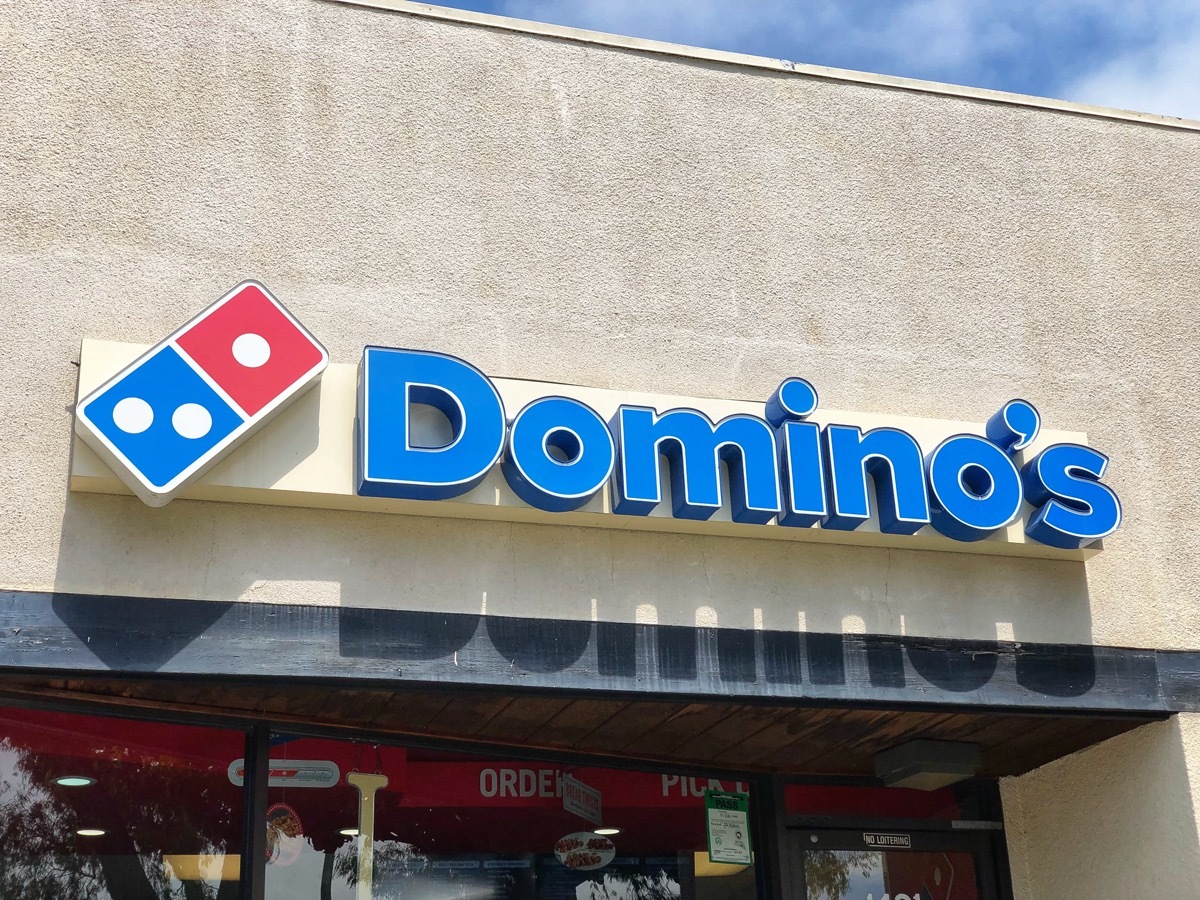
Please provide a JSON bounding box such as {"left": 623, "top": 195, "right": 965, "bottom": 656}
{"left": 71, "top": 339, "right": 1100, "bottom": 560}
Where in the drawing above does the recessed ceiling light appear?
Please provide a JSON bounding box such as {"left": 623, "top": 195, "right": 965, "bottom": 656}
{"left": 54, "top": 776, "right": 96, "bottom": 788}
{"left": 594, "top": 827, "right": 621, "bottom": 836}
{"left": 77, "top": 829, "right": 106, "bottom": 837}
{"left": 339, "top": 828, "right": 360, "bottom": 837}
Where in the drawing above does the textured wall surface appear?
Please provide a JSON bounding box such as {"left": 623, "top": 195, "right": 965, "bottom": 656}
{"left": 1002, "top": 714, "right": 1200, "bottom": 898}
{"left": 2, "top": 0, "right": 1200, "bottom": 649}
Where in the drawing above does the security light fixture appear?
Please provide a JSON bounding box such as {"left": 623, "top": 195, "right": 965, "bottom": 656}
{"left": 875, "top": 739, "right": 981, "bottom": 791}
{"left": 594, "top": 827, "right": 621, "bottom": 836}
{"left": 77, "top": 829, "right": 106, "bottom": 837}
{"left": 54, "top": 775, "right": 96, "bottom": 787}
{"left": 340, "top": 828, "right": 360, "bottom": 837}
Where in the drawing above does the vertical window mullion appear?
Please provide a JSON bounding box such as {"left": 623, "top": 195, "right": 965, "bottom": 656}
{"left": 240, "top": 725, "right": 271, "bottom": 900}
{"left": 751, "top": 775, "right": 789, "bottom": 900}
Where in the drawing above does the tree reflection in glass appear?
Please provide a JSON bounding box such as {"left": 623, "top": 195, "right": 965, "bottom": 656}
{"left": 805, "top": 849, "right": 878, "bottom": 900}
{"left": 0, "top": 710, "right": 243, "bottom": 900}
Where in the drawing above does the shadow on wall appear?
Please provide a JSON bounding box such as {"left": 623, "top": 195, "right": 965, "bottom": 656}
{"left": 52, "top": 488, "right": 1094, "bottom": 640}
{"left": 1002, "top": 716, "right": 1200, "bottom": 897}
{"left": 51, "top": 475, "right": 1097, "bottom": 691}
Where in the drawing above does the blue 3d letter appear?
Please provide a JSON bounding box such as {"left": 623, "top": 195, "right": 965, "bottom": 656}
{"left": 1021, "top": 444, "right": 1121, "bottom": 550}
{"left": 822, "top": 425, "right": 931, "bottom": 534}
{"left": 502, "top": 396, "right": 615, "bottom": 512}
{"left": 926, "top": 434, "right": 1024, "bottom": 542}
{"left": 767, "top": 379, "right": 827, "bottom": 528}
{"left": 613, "top": 406, "right": 781, "bottom": 523}
{"left": 356, "top": 347, "right": 506, "bottom": 500}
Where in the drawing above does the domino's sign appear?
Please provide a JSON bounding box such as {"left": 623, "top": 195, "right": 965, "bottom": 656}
{"left": 75, "top": 282, "right": 328, "bottom": 506}
{"left": 75, "top": 282, "right": 1121, "bottom": 552}
{"left": 356, "top": 350, "right": 1120, "bottom": 552}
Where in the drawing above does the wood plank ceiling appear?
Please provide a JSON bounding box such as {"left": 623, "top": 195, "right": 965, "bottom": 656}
{"left": 0, "top": 674, "right": 1161, "bottom": 779}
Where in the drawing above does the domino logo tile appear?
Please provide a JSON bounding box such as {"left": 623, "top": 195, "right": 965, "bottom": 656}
{"left": 75, "top": 280, "right": 328, "bottom": 507}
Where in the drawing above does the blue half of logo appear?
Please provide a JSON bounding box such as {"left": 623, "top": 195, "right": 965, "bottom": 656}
{"left": 82, "top": 347, "right": 243, "bottom": 490}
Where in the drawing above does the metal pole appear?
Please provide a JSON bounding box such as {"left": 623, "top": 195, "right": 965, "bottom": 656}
{"left": 347, "top": 771, "right": 389, "bottom": 900}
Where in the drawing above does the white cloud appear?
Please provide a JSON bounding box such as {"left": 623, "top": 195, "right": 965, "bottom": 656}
{"left": 1064, "top": 25, "right": 1200, "bottom": 120}
{"left": 872, "top": 0, "right": 985, "bottom": 69}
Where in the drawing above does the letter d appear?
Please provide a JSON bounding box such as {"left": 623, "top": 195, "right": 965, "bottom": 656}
{"left": 357, "top": 347, "right": 506, "bottom": 500}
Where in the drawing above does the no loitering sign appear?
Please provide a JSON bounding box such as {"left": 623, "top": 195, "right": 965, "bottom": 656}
{"left": 863, "top": 832, "right": 911, "bottom": 849}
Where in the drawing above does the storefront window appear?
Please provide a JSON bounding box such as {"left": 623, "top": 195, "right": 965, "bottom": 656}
{"left": 0, "top": 705, "right": 245, "bottom": 899}
{"left": 262, "top": 733, "right": 757, "bottom": 899}
{"left": 0, "top": 705, "right": 1003, "bottom": 899}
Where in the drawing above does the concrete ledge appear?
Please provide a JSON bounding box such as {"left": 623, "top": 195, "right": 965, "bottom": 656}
{"left": 321, "top": 0, "right": 1200, "bottom": 133}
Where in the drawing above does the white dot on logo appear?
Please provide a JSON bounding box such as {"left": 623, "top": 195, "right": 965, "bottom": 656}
{"left": 112, "top": 397, "right": 154, "bottom": 434}
{"left": 172, "top": 403, "right": 213, "bottom": 439}
{"left": 232, "top": 333, "right": 271, "bottom": 368}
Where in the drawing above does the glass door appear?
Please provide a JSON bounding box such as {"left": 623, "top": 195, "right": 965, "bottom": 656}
{"left": 787, "top": 828, "right": 1001, "bottom": 900}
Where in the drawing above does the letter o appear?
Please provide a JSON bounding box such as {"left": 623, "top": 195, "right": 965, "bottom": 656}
{"left": 480, "top": 768, "right": 497, "bottom": 797}
{"left": 926, "top": 434, "right": 1023, "bottom": 542}
{"left": 501, "top": 396, "right": 615, "bottom": 512}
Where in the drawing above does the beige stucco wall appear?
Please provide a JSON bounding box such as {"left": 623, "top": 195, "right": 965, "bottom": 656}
{"left": 1002, "top": 713, "right": 1200, "bottom": 897}
{"left": 2, "top": 0, "right": 1199, "bottom": 651}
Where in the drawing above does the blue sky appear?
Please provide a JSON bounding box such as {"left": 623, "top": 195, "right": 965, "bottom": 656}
{"left": 433, "top": 0, "right": 1200, "bottom": 119}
